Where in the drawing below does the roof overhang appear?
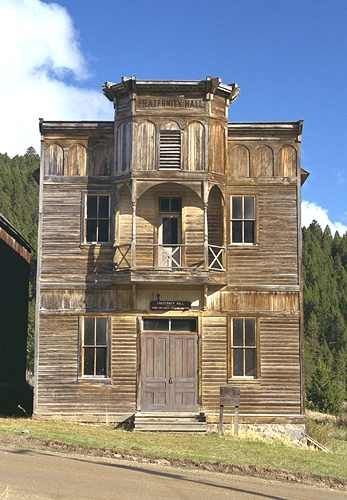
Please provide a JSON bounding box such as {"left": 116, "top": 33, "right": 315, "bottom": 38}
{"left": 39, "top": 120, "right": 114, "bottom": 136}
{"left": 300, "top": 167, "right": 310, "bottom": 185}
{"left": 103, "top": 76, "right": 239, "bottom": 102}
{"left": 228, "top": 121, "right": 303, "bottom": 142}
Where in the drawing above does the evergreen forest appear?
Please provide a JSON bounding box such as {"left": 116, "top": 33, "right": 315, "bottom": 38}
{"left": 0, "top": 152, "right": 346, "bottom": 414}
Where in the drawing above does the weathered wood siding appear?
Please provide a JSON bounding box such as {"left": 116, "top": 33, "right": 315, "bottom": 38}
{"left": 201, "top": 316, "right": 228, "bottom": 411}
{"left": 186, "top": 121, "right": 205, "bottom": 171}
{"left": 44, "top": 133, "right": 114, "bottom": 178}
{"left": 227, "top": 141, "right": 298, "bottom": 180}
{"left": 228, "top": 144, "right": 250, "bottom": 179}
{"left": 136, "top": 190, "right": 156, "bottom": 267}
{"left": 209, "top": 122, "right": 225, "bottom": 174}
{"left": 40, "top": 181, "right": 115, "bottom": 287}
{"left": 37, "top": 85, "right": 303, "bottom": 424}
{"left": 115, "top": 121, "right": 132, "bottom": 174}
{"left": 133, "top": 120, "right": 156, "bottom": 171}
{"left": 227, "top": 183, "right": 298, "bottom": 286}
{"left": 36, "top": 314, "right": 137, "bottom": 420}
{"left": 200, "top": 314, "right": 301, "bottom": 417}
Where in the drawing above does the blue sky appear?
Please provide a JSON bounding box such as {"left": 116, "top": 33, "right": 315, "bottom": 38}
{"left": 1, "top": 0, "right": 346, "bottom": 232}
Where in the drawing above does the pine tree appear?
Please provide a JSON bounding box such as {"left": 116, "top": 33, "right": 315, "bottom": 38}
{"left": 303, "top": 221, "right": 347, "bottom": 414}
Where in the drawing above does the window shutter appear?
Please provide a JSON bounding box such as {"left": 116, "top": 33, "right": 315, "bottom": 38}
{"left": 159, "top": 130, "right": 181, "bottom": 169}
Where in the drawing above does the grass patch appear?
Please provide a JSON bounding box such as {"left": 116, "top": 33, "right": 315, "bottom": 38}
{"left": 0, "top": 417, "right": 346, "bottom": 483}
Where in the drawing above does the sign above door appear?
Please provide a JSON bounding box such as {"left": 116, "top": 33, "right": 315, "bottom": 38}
{"left": 150, "top": 294, "right": 191, "bottom": 311}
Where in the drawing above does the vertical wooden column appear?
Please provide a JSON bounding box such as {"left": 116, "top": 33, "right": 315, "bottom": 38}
{"left": 131, "top": 180, "right": 137, "bottom": 269}
{"left": 203, "top": 181, "right": 209, "bottom": 271}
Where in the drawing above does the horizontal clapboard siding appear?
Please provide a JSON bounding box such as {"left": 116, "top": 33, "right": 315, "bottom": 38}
{"left": 200, "top": 316, "right": 301, "bottom": 416}
{"left": 227, "top": 184, "right": 298, "bottom": 286}
{"left": 36, "top": 315, "right": 137, "bottom": 420}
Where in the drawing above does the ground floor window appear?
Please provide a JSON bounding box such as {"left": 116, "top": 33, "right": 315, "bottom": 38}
{"left": 81, "top": 317, "right": 109, "bottom": 377}
{"left": 231, "top": 318, "right": 257, "bottom": 377}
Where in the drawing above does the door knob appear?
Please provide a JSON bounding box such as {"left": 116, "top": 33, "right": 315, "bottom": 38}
{"left": 169, "top": 377, "right": 173, "bottom": 384}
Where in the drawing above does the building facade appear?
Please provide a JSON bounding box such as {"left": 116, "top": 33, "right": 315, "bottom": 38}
{"left": 0, "top": 214, "right": 32, "bottom": 414}
{"left": 35, "top": 77, "right": 307, "bottom": 436}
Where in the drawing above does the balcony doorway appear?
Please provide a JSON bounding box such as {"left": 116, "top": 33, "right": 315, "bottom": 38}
{"left": 158, "top": 197, "right": 182, "bottom": 269}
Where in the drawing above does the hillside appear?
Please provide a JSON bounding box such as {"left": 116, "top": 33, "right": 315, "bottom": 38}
{"left": 0, "top": 151, "right": 346, "bottom": 413}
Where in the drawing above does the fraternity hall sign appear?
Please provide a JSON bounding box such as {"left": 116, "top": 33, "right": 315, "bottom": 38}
{"left": 150, "top": 294, "right": 191, "bottom": 311}
{"left": 137, "top": 97, "right": 205, "bottom": 110}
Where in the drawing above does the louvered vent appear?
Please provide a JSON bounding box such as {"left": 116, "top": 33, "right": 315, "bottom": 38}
{"left": 159, "top": 130, "right": 181, "bottom": 169}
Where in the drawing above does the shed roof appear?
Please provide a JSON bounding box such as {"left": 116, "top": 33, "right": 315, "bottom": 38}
{"left": 0, "top": 214, "right": 32, "bottom": 262}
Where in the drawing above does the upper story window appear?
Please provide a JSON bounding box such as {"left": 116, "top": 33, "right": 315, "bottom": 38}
{"left": 230, "top": 195, "right": 256, "bottom": 244}
{"left": 81, "top": 317, "right": 109, "bottom": 377}
{"left": 231, "top": 318, "right": 257, "bottom": 378}
{"left": 85, "top": 195, "right": 110, "bottom": 243}
{"left": 159, "top": 130, "right": 181, "bottom": 169}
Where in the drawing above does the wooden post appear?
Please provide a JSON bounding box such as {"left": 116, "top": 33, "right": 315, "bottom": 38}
{"left": 219, "top": 403, "right": 224, "bottom": 437}
{"left": 202, "top": 284, "right": 208, "bottom": 311}
{"left": 131, "top": 181, "right": 136, "bottom": 269}
{"left": 203, "top": 181, "right": 209, "bottom": 271}
{"left": 234, "top": 404, "right": 239, "bottom": 436}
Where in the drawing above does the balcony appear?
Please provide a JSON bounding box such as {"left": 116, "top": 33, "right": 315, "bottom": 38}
{"left": 113, "top": 243, "right": 226, "bottom": 284}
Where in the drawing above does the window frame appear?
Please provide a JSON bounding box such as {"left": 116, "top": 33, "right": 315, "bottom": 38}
{"left": 82, "top": 192, "right": 113, "bottom": 245}
{"left": 229, "top": 195, "right": 257, "bottom": 245}
{"left": 159, "top": 197, "right": 182, "bottom": 214}
{"left": 79, "top": 316, "right": 111, "bottom": 380}
{"left": 142, "top": 317, "right": 198, "bottom": 332}
{"left": 159, "top": 129, "right": 182, "bottom": 170}
{"left": 229, "top": 317, "right": 259, "bottom": 380}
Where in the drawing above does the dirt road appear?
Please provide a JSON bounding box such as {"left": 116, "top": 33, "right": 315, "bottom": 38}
{"left": 0, "top": 446, "right": 345, "bottom": 499}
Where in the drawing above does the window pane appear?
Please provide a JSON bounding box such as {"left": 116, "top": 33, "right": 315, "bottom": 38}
{"left": 245, "top": 319, "right": 255, "bottom": 346}
{"left": 170, "top": 198, "right": 181, "bottom": 212}
{"left": 232, "top": 221, "right": 243, "bottom": 243}
{"left": 98, "top": 220, "right": 109, "bottom": 242}
{"left": 245, "top": 349, "right": 256, "bottom": 377}
{"left": 233, "top": 348, "right": 244, "bottom": 376}
{"left": 96, "top": 318, "right": 107, "bottom": 345}
{"left": 83, "top": 347, "right": 94, "bottom": 375}
{"left": 244, "top": 221, "right": 255, "bottom": 243}
{"left": 244, "top": 197, "right": 255, "bottom": 219}
{"left": 87, "top": 196, "right": 97, "bottom": 218}
{"left": 171, "top": 319, "right": 197, "bottom": 331}
{"left": 232, "top": 197, "right": 242, "bottom": 219}
{"left": 98, "top": 196, "right": 109, "bottom": 218}
{"left": 84, "top": 318, "right": 94, "bottom": 345}
{"left": 96, "top": 348, "right": 107, "bottom": 376}
{"left": 143, "top": 318, "right": 170, "bottom": 331}
{"left": 159, "top": 198, "right": 170, "bottom": 212}
{"left": 233, "top": 319, "right": 243, "bottom": 346}
{"left": 87, "top": 220, "right": 97, "bottom": 242}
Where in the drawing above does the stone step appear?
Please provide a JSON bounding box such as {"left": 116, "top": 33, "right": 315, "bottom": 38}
{"left": 136, "top": 412, "right": 203, "bottom": 418}
{"left": 134, "top": 412, "right": 207, "bottom": 432}
{"left": 135, "top": 423, "right": 207, "bottom": 432}
{"left": 135, "top": 417, "right": 204, "bottom": 424}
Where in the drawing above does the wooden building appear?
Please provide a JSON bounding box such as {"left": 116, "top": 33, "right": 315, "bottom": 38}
{"left": 35, "top": 77, "right": 307, "bottom": 436}
{"left": 0, "top": 214, "right": 32, "bottom": 414}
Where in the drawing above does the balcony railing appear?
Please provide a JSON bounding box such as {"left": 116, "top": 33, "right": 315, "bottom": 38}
{"left": 208, "top": 245, "right": 225, "bottom": 271}
{"left": 113, "top": 244, "right": 225, "bottom": 272}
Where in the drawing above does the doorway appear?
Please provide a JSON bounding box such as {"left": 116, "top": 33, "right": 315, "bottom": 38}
{"left": 140, "top": 318, "right": 198, "bottom": 412}
{"left": 158, "top": 197, "right": 182, "bottom": 268}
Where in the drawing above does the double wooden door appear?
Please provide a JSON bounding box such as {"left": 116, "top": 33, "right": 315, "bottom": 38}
{"left": 140, "top": 331, "right": 198, "bottom": 411}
